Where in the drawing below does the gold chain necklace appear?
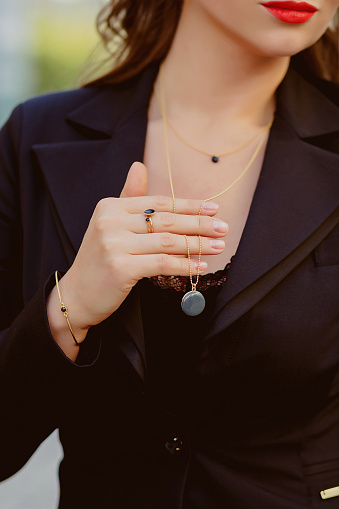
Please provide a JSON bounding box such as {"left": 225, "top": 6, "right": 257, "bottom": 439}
{"left": 158, "top": 66, "right": 273, "bottom": 316}
{"left": 155, "top": 84, "right": 272, "bottom": 163}
{"left": 166, "top": 116, "right": 271, "bottom": 163}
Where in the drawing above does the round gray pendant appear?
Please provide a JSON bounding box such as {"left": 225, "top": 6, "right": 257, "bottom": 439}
{"left": 181, "top": 290, "right": 205, "bottom": 316}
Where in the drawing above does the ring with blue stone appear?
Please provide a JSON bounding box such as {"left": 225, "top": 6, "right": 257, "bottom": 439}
{"left": 144, "top": 209, "right": 155, "bottom": 233}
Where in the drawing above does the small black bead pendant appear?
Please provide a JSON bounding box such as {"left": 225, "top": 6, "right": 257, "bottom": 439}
{"left": 212, "top": 156, "right": 219, "bottom": 163}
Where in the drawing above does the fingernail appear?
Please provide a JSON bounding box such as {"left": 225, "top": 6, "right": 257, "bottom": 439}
{"left": 213, "top": 219, "right": 228, "bottom": 233}
{"left": 210, "top": 239, "right": 225, "bottom": 250}
{"left": 202, "top": 202, "right": 219, "bottom": 212}
{"left": 194, "top": 261, "right": 208, "bottom": 272}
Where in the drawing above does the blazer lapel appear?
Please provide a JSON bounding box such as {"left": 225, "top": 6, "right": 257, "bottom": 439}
{"left": 206, "top": 70, "right": 339, "bottom": 339}
{"left": 33, "top": 66, "right": 159, "bottom": 256}
{"left": 33, "top": 65, "right": 159, "bottom": 380}
{"left": 31, "top": 63, "right": 339, "bottom": 370}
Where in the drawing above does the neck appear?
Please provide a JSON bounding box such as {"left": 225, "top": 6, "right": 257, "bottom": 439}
{"left": 160, "top": 1, "right": 290, "bottom": 127}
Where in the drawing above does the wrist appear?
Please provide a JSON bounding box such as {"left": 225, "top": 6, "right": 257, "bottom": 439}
{"left": 55, "top": 271, "right": 90, "bottom": 345}
{"left": 57, "top": 271, "right": 92, "bottom": 334}
{"left": 47, "top": 283, "right": 89, "bottom": 350}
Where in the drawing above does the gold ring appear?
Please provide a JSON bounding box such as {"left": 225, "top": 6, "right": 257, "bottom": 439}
{"left": 144, "top": 209, "right": 155, "bottom": 233}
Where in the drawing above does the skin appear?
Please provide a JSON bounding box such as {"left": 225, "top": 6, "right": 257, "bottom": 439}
{"left": 146, "top": 0, "right": 339, "bottom": 270}
{"left": 188, "top": 0, "right": 339, "bottom": 58}
{"left": 47, "top": 0, "right": 339, "bottom": 360}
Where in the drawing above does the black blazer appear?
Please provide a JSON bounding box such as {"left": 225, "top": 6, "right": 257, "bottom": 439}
{"left": 0, "top": 64, "right": 338, "bottom": 509}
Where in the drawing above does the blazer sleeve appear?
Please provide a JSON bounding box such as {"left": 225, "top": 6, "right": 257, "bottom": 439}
{"left": 0, "top": 106, "right": 100, "bottom": 480}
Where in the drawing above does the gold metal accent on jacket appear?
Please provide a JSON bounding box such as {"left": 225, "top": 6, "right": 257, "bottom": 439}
{"left": 320, "top": 486, "right": 339, "bottom": 499}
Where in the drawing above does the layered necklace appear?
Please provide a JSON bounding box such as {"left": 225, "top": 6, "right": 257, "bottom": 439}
{"left": 158, "top": 66, "right": 273, "bottom": 316}
{"left": 164, "top": 107, "right": 272, "bottom": 164}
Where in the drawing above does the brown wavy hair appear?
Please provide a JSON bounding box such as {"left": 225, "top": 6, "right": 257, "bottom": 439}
{"left": 87, "top": 0, "right": 339, "bottom": 85}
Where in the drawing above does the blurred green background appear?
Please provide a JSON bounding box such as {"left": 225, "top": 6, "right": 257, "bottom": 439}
{"left": 32, "top": 1, "right": 103, "bottom": 92}
{"left": 0, "top": 0, "right": 105, "bottom": 124}
{"left": 0, "top": 2, "right": 106, "bottom": 508}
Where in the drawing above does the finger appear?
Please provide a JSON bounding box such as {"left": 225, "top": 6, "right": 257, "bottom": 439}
{"left": 120, "top": 162, "right": 148, "bottom": 198}
{"left": 129, "top": 254, "right": 208, "bottom": 279}
{"left": 128, "top": 211, "right": 229, "bottom": 238}
{"left": 120, "top": 195, "right": 220, "bottom": 216}
{"left": 125, "top": 233, "right": 225, "bottom": 256}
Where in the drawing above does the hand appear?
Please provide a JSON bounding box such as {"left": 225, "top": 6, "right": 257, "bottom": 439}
{"left": 48, "top": 162, "right": 228, "bottom": 347}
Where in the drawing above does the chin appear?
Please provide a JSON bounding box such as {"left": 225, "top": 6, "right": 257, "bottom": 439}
{"left": 254, "top": 32, "right": 323, "bottom": 58}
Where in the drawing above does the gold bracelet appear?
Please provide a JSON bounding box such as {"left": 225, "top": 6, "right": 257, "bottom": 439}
{"left": 54, "top": 271, "right": 80, "bottom": 346}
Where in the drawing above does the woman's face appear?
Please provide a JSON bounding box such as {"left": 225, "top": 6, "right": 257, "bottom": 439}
{"left": 188, "top": 0, "right": 339, "bottom": 57}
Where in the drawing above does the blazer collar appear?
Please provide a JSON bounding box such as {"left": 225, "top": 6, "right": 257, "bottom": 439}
{"left": 206, "top": 68, "right": 339, "bottom": 338}
{"left": 67, "top": 65, "right": 159, "bottom": 138}
{"left": 33, "top": 63, "right": 339, "bottom": 374}
{"left": 206, "top": 115, "right": 339, "bottom": 339}
{"left": 33, "top": 64, "right": 158, "bottom": 255}
{"left": 68, "top": 65, "right": 339, "bottom": 142}
{"left": 276, "top": 67, "right": 339, "bottom": 138}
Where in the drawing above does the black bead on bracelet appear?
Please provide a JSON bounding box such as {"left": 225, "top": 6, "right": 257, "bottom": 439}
{"left": 54, "top": 271, "right": 80, "bottom": 346}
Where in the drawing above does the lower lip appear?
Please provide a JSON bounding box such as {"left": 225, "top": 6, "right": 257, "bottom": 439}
{"left": 262, "top": 6, "right": 316, "bottom": 23}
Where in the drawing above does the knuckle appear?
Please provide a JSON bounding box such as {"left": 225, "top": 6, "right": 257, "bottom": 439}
{"left": 99, "top": 236, "right": 114, "bottom": 256}
{"left": 160, "top": 211, "right": 175, "bottom": 228}
{"left": 94, "top": 197, "right": 110, "bottom": 215}
{"left": 94, "top": 197, "right": 119, "bottom": 217}
{"left": 94, "top": 215, "right": 119, "bottom": 236}
{"left": 160, "top": 232, "right": 175, "bottom": 249}
{"left": 96, "top": 226, "right": 120, "bottom": 254}
{"left": 108, "top": 254, "right": 125, "bottom": 273}
{"left": 154, "top": 195, "right": 171, "bottom": 210}
{"left": 97, "top": 212, "right": 121, "bottom": 232}
{"left": 95, "top": 215, "right": 110, "bottom": 234}
{"left": 157, "top": 254, "right": 170, "bottom": 272}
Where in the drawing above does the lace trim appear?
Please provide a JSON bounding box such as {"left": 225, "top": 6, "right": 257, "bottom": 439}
{"left": 148, "top": 256, "right": 234, "bottom": 293}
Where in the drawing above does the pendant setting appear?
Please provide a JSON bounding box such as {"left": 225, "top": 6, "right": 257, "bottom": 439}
{"left": 181, "top": 289, "right": 206, "bottom": 316}
{"left": 211, "top": 156, "right": 219, "bottom": 163}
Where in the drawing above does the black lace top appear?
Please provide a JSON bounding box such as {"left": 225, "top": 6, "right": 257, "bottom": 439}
{"left": 140, "top": 256, "right": 234, "bottom": 417}
{"left": 148, "top": 256, "right": 234, "bottom": 294}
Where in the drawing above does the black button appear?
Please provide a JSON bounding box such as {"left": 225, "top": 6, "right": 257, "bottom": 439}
{"left": 165, "top": 434, "right": 183, "bottom": 455}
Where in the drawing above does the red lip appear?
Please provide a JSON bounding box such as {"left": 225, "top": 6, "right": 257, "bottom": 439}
{"left": 261, "top": 1, "right": 318, "bottom": 23}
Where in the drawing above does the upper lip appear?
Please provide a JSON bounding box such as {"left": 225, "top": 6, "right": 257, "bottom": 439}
{"left": 260, "top": 1, "right": 318, "bottom": 11}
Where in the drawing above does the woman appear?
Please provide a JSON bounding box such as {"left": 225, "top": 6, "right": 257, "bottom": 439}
{"left": 0, "top": 0, "right": 339, "bottom": 507}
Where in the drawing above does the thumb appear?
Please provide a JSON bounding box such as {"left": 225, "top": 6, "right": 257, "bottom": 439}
{"left": 120, "top": 162, "right": 148, "bottom": 198}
